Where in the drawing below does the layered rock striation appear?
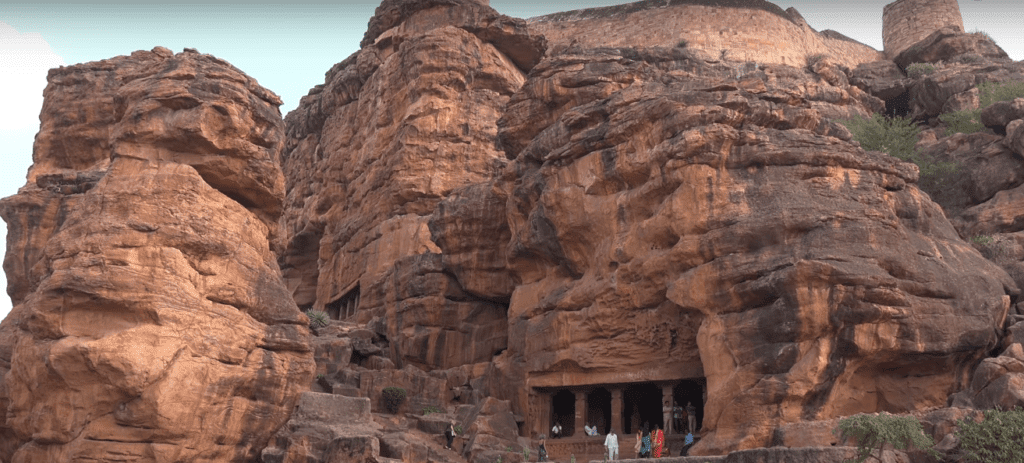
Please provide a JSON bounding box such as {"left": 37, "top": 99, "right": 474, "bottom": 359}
{"left": 277, "top": 0, "right": 1020, "bottom": 458}
{"left": 4, "top": 0, "right": 1024, "bottom": 461}
{"left": 278, "top": 0, "right": 544, "bottom": 371}
{"left": 0, "top": 48, "right": 313, "bottom": 462}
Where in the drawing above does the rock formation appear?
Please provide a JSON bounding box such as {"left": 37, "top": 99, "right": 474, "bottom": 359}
{"left": 274, "top": 0, "right": 1022, "bottom": 459}
{"left": 278, "top": 0, "right": 543, "bottom": 372}
{"left": 0, "top": 47, "right": 314, "bottom": 462}
{"left": 4, "top": 0, "right": 1024, "bottom": 461}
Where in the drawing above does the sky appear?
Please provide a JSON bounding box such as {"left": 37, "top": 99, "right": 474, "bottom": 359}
{"left": 1, "top": 0, "right": 1022, "bottom": 322}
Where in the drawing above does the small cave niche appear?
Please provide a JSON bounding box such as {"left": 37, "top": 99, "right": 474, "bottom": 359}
{"left": 885, "top": 91, "right": 912, "bottom": 119}
{"left": 326, "top": 284, "right": 360, "bottom": 321}
{"left": 350, "top": 349, "right": 369, "bottom": 368}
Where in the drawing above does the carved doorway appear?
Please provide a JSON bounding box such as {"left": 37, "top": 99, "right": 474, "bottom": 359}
{"left": 551, "top": 389, "right": 575, "bottom": 438}
{"left": 673, "top": 379, "right": 705, "bottom": 433}
{"left": 623, "top": 383, "right": 662, "bottom": 434}
{"left": 587, "top": 388, "right": 611, "bottom": 435}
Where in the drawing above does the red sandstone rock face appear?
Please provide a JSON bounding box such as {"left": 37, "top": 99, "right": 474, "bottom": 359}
{"left": 483, "top": 46, "right": 1015, "bottom": 454}
{"left": 277, "top": 0, "right": 544, "bottom": 371}
{"left": 0, "top": 48, "right": 313, "bottom": 462}
{"left": 7, "top": 1, "right": 1024, "bottom": 460}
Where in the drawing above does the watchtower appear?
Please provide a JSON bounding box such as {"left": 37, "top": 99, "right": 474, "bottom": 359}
{"left": 882, "top": 0, "right": 964, "bottom": 57}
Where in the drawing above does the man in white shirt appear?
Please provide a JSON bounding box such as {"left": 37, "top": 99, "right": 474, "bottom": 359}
{"left": 604, "top": 431, "right": 619, "bottom": 460}
{"left": 551, "top": 423, "right": 562, "bottom": 438}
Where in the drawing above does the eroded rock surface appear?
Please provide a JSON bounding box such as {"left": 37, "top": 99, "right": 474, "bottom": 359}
{"left": 0, "top": 48, "right": 313, "bottom": 462}
{"left": 278, "top": 0, "right": 543, "bottom": 371}
{"left": 893, "top": 26, "right": 1009, "bottom": 70}
{"left": 485, "top": 46, "right": 1015, "bottom": 454}
{"left": 6, "top": 0, "right": 1024, "bottom": 460}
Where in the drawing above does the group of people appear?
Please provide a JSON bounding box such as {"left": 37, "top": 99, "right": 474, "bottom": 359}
{"left": 606, "top": 423, "right": 696, "bottom": 460}
{"left": 669, "top": 401, "right": 698, "bottom": 435}
{"left": 548, "top": 421, "right": 696, "bottom": 460}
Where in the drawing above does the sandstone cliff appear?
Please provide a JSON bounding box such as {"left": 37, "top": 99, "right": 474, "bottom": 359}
{"left": 0, "top": 48, "right": 314, "bottom": 462}
{"left": 275, "top": 0, "right": 1021, "bottom": 459}
{"left": 4, "top": 0, "right": 1024, "bottom": 461}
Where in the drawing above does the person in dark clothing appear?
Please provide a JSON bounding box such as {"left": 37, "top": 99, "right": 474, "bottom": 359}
{"left": 538, "top": 434, "right": 548, "bottom": 461}
{"left": 444, "top": 421, "right": 456, "bottom": 449}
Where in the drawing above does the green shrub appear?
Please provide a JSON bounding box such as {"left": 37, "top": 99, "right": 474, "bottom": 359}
{"left": 978, "top": 80, "right": 1024, "bottom": 107}
{"left": 955, "top": 408, "right": 1024, "bottom": 463}
{"left": 840, "top": 113, "right": 919, "bottom": 160}
{"left": 305, "top": 309, "right": 329, "bottom": 329}
{"left": 523, "top": 447, "right": 530, "bottom": 461}
{"left": 939, "top": 81, "right": 1024, "bottom": 136}
{"left": 840, "top": 113, "right": 956, "bottom": 189}
{"left": 381, "top": 386, "right": 407, "bottom": 414}
{"left": 905, "top": 63, "right": 935, "bottom": 79}
{"left": 676, "top": 39, "right": 688, "bottom": 48}
{"left": 834, "top": 413, "right": 939, "bottom": 463}
{"left": 939, "top": 109, "right": 985, "bottom": 136}
{"left": 422, "top": 405, "right": 443, "bottom": 415}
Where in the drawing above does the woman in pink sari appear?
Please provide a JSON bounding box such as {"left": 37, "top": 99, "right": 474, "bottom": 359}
{"left": 652, "top": 424, "right": 665, "bottom": 457}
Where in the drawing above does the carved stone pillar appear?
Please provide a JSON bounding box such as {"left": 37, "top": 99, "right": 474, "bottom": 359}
{"left": 574, "top": 391, "right": 586, "bottom": 437}
{"left": 611, "top": 388, "right": 623, "bottom": 435}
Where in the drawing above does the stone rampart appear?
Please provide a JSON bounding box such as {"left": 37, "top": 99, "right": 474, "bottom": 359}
{"left": 882, "top": 0, "right": 964, "bottom": 58}
{"left": 526, "top": 0, "right": 882, "bottom": 68}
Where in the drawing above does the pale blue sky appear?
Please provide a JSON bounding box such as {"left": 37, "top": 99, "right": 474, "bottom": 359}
{"left": 1, "top": 0, "right": 1022, "bottom": 322}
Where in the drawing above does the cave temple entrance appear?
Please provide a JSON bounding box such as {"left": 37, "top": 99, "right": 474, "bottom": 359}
{"left": 537, "top": 379, "right": 705, "bottom": 438}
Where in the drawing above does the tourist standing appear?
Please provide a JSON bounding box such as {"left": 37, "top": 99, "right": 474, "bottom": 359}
{"left": 686, "top": 402, "right": 697, "bottom": 434}
{"left": 604, "top": 430, "right": 619, "bottom": 460}
{"left": 662, "top": 399, "right": 672, "bottom": 434}
{"left": 652, "top": 423, "right": 665, "bottom": 458}
{"left": 673, "top": 403, "right": 684, "bottom": 434}
{"left": 538, "top": 434, "right": 548, "bottom": 462}
{"left": 640, "top": 424, "right": 652, "bottom": 458}
{"left": 444, "top": 421, "right": 456, "bottom": 449}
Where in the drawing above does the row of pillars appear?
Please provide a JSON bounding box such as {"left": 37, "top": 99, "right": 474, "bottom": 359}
{"left": 543, "top": 384, "right": 684, "bottom": 437}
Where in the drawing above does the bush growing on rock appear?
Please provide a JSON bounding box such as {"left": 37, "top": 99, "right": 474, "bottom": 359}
{"left": 905, "top": 63, "right": 935, "bottom": 78}
{"left": 839, "top": 113, "right": 956, "bottom": 189}
{"left": 805, "top": 53, "right": 827, "bottom": 69}
{"left": 305, "top": 309, "right": 329, "bottom": 329}
{"left": 381, "top": 387, "right": 407, "bottom": 414}
{"left": 834, "top": 413, "right": 939, "bottom": 463}
{"left": 954, "top": 407, "right": 1024, "bottom": 463}
{"left": 940, "top": 80, "right": 1024, "bottom": 136}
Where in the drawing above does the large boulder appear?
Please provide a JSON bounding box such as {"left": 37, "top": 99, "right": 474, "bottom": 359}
{"left": 849, "top": 60, "right": 910, "bottom": 101}
{"left": 893, "top": 26, "right": 1009, "bottom": 69}
{"left": 0, "top": 48, "right": 313, "bottom": 462}
{"left": 981, "top": 98, "right": 1024, "bottom": 131}
{"left": 261, "top": 392, "right": 382, "bottom": 463}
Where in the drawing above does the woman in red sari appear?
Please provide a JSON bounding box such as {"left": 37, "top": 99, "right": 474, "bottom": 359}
{"left": 652, "top": 423, "right": 665, "bottom": 457}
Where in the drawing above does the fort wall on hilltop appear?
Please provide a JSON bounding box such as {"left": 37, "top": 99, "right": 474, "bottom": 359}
{"left": 882, "top": 0, "right": 964, "bottom": 58}
{"left": 526, "top": 0, "right": 883, "bottom": 68}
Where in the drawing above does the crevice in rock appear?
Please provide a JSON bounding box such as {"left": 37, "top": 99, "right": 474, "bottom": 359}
{"left": 885, "top": 90, "right": 912, "bottom": 118}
